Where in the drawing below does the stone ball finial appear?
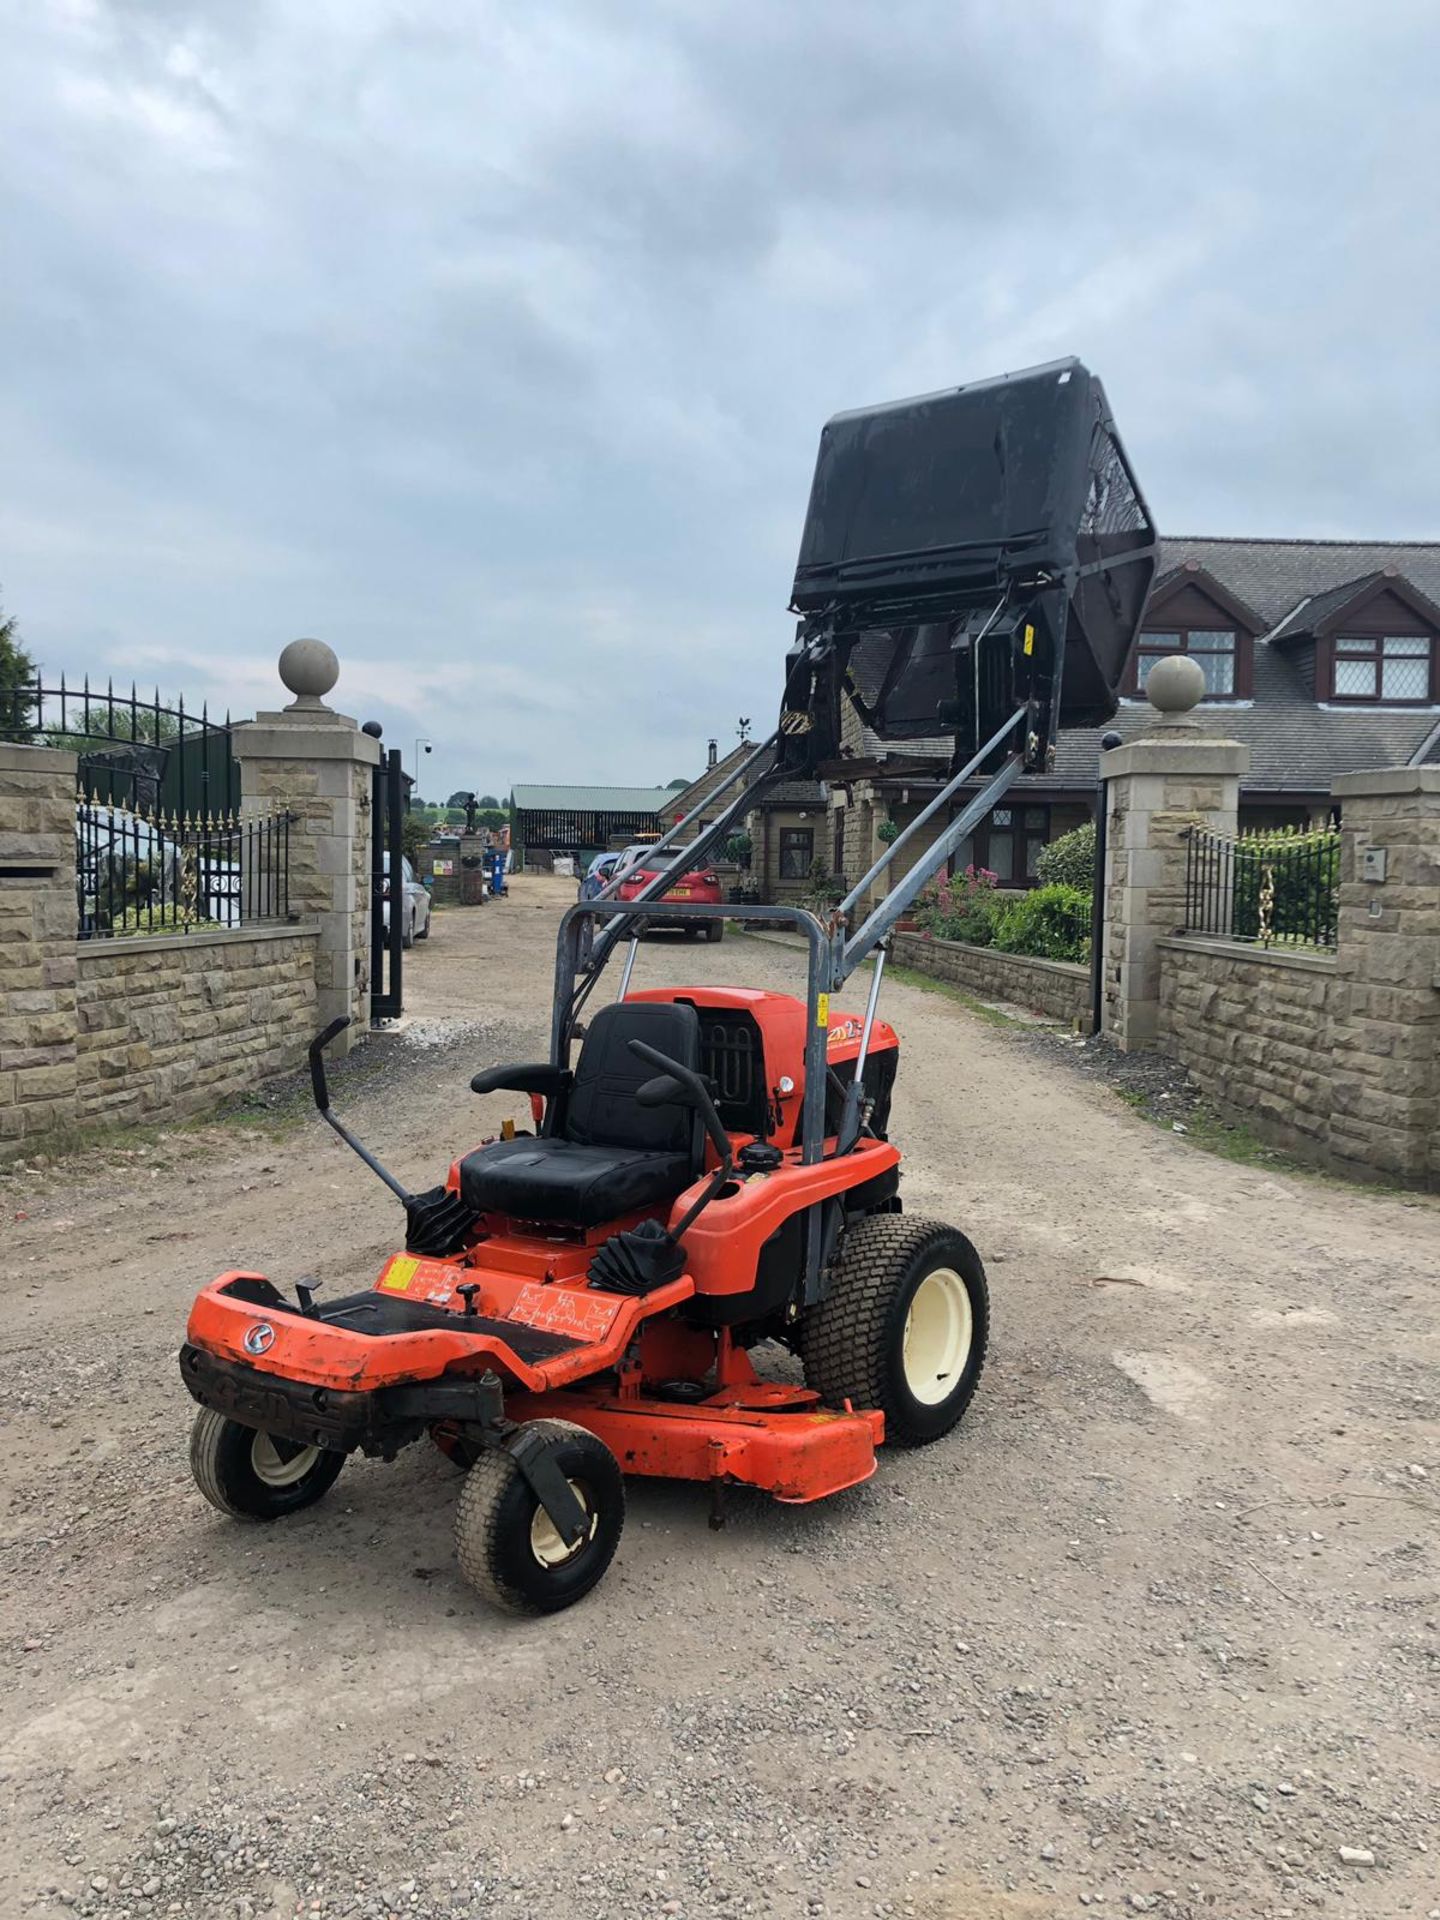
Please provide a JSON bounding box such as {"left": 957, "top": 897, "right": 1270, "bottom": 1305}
{"left": 279, "top": 637, "right": 339, "bottom": 711}
{"left": 1145, "top": 653, "right": 1206, "bottom": 718}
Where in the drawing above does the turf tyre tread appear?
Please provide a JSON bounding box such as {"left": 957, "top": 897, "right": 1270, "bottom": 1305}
{"left": 188, "top": 1407, "right": 345, "bottom": 1520}
{"left": 454, "top": 1418, "right": 623, "bottom": 1615}
{"left": 800, "top": 1216, "right": 988, "bottom": 1447}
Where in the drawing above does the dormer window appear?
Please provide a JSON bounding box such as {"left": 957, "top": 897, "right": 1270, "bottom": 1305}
{"left": 1134, "top": 629, "right": 1238, "bottom": 698}
{"left": 1330, "top": 633, "right": 1433, "bottom": 704}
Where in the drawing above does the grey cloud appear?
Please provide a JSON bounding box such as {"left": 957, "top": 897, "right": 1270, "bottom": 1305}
{"left": 2, "top": 0, "right": 1437, "bottom": 799}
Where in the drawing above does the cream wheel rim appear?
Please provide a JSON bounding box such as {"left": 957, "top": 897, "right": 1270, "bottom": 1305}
{"left": 251, "top": 1430, "right": 322, "bottom": 1488}
{"left": 901, "top": 1266, "right": 973, "bottom": 1406}
{"left": 530, "top": 1479, "right": 596, "bottom": 1569}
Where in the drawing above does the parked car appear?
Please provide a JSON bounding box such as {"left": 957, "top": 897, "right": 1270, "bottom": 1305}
{"left": 381, "top": 852, "right": 431, "bottom": 948}
{"left": 615, "top": 847, "right": 724, "bottom": 940}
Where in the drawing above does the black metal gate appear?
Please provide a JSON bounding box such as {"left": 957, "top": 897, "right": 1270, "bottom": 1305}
{"left": 371, "top": 747, "right": 404, "bottom": 1022}
{"left": 1, "top": 676, "right": 240, "bottom": 819}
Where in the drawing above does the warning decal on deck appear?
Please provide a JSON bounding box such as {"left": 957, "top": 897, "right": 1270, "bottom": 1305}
{"left": 380, "top": 1255, "right": 419, "bottom": 1293}
{"left": 507, "top": 1284, "right": 620, "bottom": 1342}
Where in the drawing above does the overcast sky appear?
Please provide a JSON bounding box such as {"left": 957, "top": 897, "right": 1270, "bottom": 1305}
{"left": 3, "top": 1, "right": 1437, "bottom": 800}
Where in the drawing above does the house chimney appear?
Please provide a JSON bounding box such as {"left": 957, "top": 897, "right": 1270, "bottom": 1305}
{"left": 707, "top": 738, "right": 717, "bottom": 768}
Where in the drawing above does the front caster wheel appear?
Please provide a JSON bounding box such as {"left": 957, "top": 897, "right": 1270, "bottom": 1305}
{"left": 454, "top": 1419, "right": 624, "bottom": 1615}
{"left": 800, "top": 1217, "right": 989, "bottom": 1446}
{"left": 189, "top": 1408, "right": 346, "bottom": 1519}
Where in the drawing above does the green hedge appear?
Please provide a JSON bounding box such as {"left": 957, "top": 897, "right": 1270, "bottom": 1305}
{"left": 1035, "top": 821, "right": 1096, "bottom": 891}
{"left": 992, "top": 883, "right": 1092, "bottom": 963}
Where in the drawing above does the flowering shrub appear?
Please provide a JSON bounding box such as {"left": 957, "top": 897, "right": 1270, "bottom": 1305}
{"left": 914, "top": 866, "right": 1002, "bottom": 946}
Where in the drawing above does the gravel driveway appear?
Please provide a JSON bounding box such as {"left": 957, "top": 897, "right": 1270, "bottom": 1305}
{"left": 2, "top": 876, "right": 1436, "bottom": 1920}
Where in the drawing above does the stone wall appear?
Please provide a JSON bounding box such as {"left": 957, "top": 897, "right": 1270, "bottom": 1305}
{"left": 3, "top": 736, "right": 329, "bottom": 1156}
{"left": 0, "top": 745, "right": 80, "bottom": 1146}
{"left": 1154, "top": 767, "right": 1439, "bottom": 1188}
{"left": 1156, "top": 937, "right": 1337, "bottom": 1153}
{"left": 74, "top": 925, "right": 318, "bottom": 1127}
{"left": 893, "top": 931, "right": 1089, "bottom": 1025}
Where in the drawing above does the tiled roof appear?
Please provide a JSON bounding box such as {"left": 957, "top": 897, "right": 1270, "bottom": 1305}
{"left": 753, "top": 779, "right": 827, "bottom": 806}
{"left": 1157, "top": 537, "right": 1440, "bottom": 627}
{"left": 1266, "top": 572, "right": 1383, "bottom": 643}
{"left": 857, "top": 535, "right": 1440, "bottom": 792}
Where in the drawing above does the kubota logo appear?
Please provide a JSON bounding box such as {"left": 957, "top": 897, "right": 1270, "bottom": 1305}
{"left": 243, "top": 1322, "right": 276, "bottom": 1356}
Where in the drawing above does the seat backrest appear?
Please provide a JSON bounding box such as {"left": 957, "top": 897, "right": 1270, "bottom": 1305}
{"left": 563, "top": 1001, "right": 701, "bottom": 1156}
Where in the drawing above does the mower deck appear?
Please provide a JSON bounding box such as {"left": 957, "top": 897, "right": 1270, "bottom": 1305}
{"left": 183, "top": 1250, "right": 885, "bottom": 1501}
{"left": 506, "top": 1384, "right": 883, "bottom": 1503}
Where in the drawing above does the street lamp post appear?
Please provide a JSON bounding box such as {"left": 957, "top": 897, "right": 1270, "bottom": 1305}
{"left": 414, "top": 737, "right": 432, "bottom": 796}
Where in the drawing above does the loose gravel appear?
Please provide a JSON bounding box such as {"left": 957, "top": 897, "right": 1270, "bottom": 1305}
{"left": 3, "top": 879, "right": 1437, "bottom": 1920}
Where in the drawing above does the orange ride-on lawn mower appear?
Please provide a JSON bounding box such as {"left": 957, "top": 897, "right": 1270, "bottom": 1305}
{"left": 180, "top": 357, "right": 1155, "bottom": 1612}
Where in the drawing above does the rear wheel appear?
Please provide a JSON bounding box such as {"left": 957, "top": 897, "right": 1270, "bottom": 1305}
{"left": 705, "top": 920, "right": 724, "bottom": 943}
{"left": 402, "top": 909, "right": 415, "bottom": 950}
{"left": 454, "top": 1420, "right": 624, "bottom": 1614}
{"left": 189, "top": 1408, "right": 346, "bottom": 1519}
{"left": 800, "top": 1217, "right": 989, "bottom": 1446}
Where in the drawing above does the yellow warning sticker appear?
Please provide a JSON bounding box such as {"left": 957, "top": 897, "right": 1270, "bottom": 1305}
{"left": 381, "top": 1255, "right": 419, "bottom": 1294}
{"left": 1023, "top": 623, "right": 1035, "bottom": 655}
{"left": 816, "top": 992, "right": 830, "bottom": 1029}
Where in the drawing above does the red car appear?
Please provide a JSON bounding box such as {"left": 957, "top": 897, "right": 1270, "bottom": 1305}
{"left": 615, "top": 847, "right": 725, "bottom": 941}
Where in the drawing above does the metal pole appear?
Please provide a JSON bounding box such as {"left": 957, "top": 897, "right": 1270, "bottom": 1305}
{"left": 1090, "top": 731, "right": 1120, "bottom": 1036}
{"left": 836, "top": 944, "right": 888, "bottom": 1153}
{"left": 586, "top": 758, "right": 784, "bottom": 975}
{"left": 592, "top": 731, "right": 778, "bottom": 904}
{"left": 838, "top": 708, "right": 1024, "bottom": 916}
{"left": 617, "top": 937, "right": 640, "bottom": 1001}
{"left": 387, "top": 749, "right": 404, "bottom": 1016}
{"left": 840, "top": 750, "right": 1027, "bottom": 980}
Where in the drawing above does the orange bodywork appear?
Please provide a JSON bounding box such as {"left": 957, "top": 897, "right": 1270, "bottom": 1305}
{"left": 184, "top": 983, "right": 900, "bottom": 1505}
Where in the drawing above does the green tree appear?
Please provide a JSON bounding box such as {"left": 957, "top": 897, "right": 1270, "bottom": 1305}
{"left": 476, "top": 793, "right": 500, "bottom": 809}
{"left": 401, "top": 811, "right": 434, "bottom": 866}
{"left": 0, "top": 596, "right": 38, "bottom": 743}
{"left": 447, "top": 789, "right": 472, "bottom": 808}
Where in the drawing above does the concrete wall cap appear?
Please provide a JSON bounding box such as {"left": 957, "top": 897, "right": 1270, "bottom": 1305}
{"left": 1331, "top": 766, "right": 1440, "bottom": 798}
{"left": 233, "top": 723, "right": 382, "bottom": 766}
{"left": 79, "top": 922, "right": 319, "bottom": 961}
{"left": 1101, "top": 737, "right": 1250, "bottom": 781}
{"left": 1158, "top": 934, "right": 1338, "bottom": 974}
{"left": 0, "top": 743, "right": 79, "bottom": 775}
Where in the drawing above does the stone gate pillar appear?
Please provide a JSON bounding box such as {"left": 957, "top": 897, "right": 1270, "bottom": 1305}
{"left": 232, "top": 641, "right": 379, "bottom": 1056}
{"left": 0, "top": 743, "right": 80, "bottom": 1151}
{"left": 1327, "top": 767, "right": 1440, "bottom": 1185}
{"left": 1100, "top": 660, "right": 1249, "bottom": 1050}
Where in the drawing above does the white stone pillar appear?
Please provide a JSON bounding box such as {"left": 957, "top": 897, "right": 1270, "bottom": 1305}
{"left": 1100, "top": 659, "right": 1249, "bottom": 1050}
{"left": 232, "top": 641, "right": 380, "bottom": 1055}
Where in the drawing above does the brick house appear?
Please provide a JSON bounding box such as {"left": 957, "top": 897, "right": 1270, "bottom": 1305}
{"left": 830, "top": 536, "right": 1440, "bottom": 902}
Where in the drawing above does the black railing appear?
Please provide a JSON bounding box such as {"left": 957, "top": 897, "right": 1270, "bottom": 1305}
{"left": 2, "top": 677, "right": 239, "bottom": 820}
{"left": 76, "top": 801, "right": 292, "bottom": 940}
{"left": 1184, "top": 826, "right": 1340, "bottom": 951}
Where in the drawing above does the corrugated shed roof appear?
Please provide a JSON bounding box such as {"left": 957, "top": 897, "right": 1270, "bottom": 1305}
{"left": 511, "top": 784, "right": 673, "bottom": 813}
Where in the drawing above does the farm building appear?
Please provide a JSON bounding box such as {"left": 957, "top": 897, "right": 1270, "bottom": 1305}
{"left": 510, "top": 783, "right": 675, "bottom": 870}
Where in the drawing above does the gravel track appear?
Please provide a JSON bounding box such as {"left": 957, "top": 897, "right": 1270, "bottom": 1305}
{"left": 2, "top": 876, "right": 1436, "bottom": 1920}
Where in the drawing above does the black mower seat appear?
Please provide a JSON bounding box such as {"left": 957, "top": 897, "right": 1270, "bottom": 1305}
{"left": 459, "top": 1136, "right": 693, "bottom": 1228}
{"left": 460, "top": 1000, "right": 703, "bottom": 1229}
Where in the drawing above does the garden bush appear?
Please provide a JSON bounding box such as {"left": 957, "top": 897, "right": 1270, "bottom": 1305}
{"left": 1231, "top": 827, "right": 1339, "bottom": 946}
{"left": 110, "top": 904, "right": 220, "bottom": 936}
{"left": 913, "top": 867, "right": 1002, "bottom": 946}
{"left": 992, "top": 883, "right": 1092, "bottom": 963}
{"left": 1035, "top": 821, "right": 1096, "bottom": 891}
